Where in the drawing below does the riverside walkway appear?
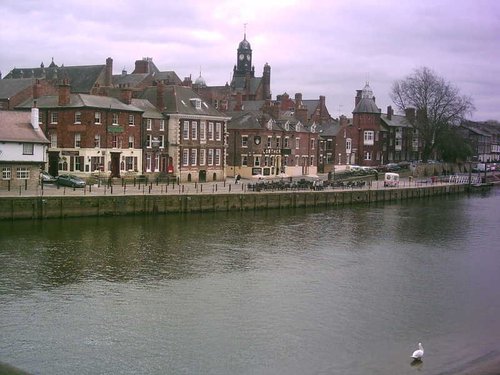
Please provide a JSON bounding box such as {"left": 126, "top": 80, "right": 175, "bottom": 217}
{"left": 0, "top": 175, "right": 470, "bottom": 198}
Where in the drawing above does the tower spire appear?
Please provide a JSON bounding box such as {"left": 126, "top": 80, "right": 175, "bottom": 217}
{"left": 244, "top": 23, "right": 247, "bottom": 39}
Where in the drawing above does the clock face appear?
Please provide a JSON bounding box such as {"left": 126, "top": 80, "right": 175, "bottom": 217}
{"left": 239, "top": 54, "right": 244, "bottom": 60}
{"left": 246, "top": 54, "right": 251, "bottom": 61}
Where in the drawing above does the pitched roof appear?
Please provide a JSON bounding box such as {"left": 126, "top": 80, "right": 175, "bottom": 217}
{"left": 0, "top": 110, "right": 49, "bottom": 143}
{"left": 141, "top": 85, "right": 226, "bottom": 117}
{"left": 227, "top": 111, "right": 266, "bottom": 130}
{"left": 230, "top": 76, "right": 262, "bottom": 94}
{"left": 130, "top": 99, "right": 164, "bottom": 119}
{"left": 380, "top": 114, "right": 413, "bottom": 128}
{"left": 5, "top": 64, "right": 105, "bottom": 93}
{"left": 16, "top": 94, "right": 143, "bottom": 112}
{"left": 353, "top": 97, "right": 381, "bottom": 114}
{"left": 0, "top": 78, "right": 33, "bottom": 99}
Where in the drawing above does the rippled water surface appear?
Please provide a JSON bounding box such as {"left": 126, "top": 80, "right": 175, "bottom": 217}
{"left": 1, "top": 189, "right": 500, "bottom": 374}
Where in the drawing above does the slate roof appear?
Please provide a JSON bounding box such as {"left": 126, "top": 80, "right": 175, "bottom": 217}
{"left": 5, "top": 64, "right": 105, "bottom": 93}
{"left": 140, "top": 85, "right": 226, "bottom": 117}
{"left": 0, "top": 78, "right": 33, "bottom": 99}
{"left": 316, "top": 119, "right": 341, "bottom": 137}
{"left": 226, "top": 111, "right": 266, "bottom": 130}
{"left": 130, "top": 99, "right": 164, "bottom": 119}
{"left": 380, "top": 114, "right": 413, "bottom": 128}
{"left": 230, "top": 76, "right": 262, "bottom": 94}
{"left": 0, "top": 110, "right": 49, "bottom": 143}
{"left": 353, "top": 97, "right": 381, "bottom": 114}
{"left": 154, "top": 71, "right": 182, "bottom": 85}
{"left": 113, "top": 73, "right": 149, "bottom": 87}
{"left": 16, "top": 94, "right": 143, "bottom": 112}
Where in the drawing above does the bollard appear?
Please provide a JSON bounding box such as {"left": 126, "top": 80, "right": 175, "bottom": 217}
{"left": 182, "top": 185, "right": 185, "bottom": 193}
{"left": 229, "top": 185, "right": 231, "bottom": 192}
{"left": 215, "top": 184, "right": 218, "bottom": 192}
{"left": 124, "top": 185, "right": 126, "bottom": 194}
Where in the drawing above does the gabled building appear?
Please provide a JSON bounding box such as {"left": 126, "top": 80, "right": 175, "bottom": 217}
{"left": 17, "top": 80, "right": 143, "bottom": 178}
{"left": 140, "top": 85, "right": 229, "bottom": 182}
{"left": 458, "top": 120, "right": 500, "bottom": 162}
{"left": 380, "top": 106, "right": 420, "bottom": 163}
{"left": 0, "top": 108, "right": 49, "bottom": 189}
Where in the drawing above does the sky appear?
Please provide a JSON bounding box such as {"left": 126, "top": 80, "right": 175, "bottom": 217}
{"left": 1, "top": 0, "right": 499, "bottom": 121}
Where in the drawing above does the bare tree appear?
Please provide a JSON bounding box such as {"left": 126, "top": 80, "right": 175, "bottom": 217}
{"left": 390, "top": 67, "right": 474, "bottom": 161}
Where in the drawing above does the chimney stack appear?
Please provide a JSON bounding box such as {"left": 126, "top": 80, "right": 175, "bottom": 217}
{"left": 121, "top": 86, "right": 132, "bottom": 105}
{"left": 157, "top": 81, "right": 165, "bottom": 110}
{"left": 33, "top": 79, "right": 41, "bottom": 99}
{"left": 355, "top": 90, "right": 362, "bottom": 107}
{"left": 405, "top": 107, "right": 416, "bottom": 123}
{"left": 294, "top": 93, "right": 303, "bottom": 108}
{"left": 58, "top": 79, "right": 71, "bottom": 106}
{"left": 105, "top": 57, "right": 113, "bottom": 86}
{"left": 234, "top": 92, "right": 243, "bottom": 111}
{"left": 31, "top": 107, "right": 40, "bottom": 130}
{"left": 387, "top": 105, "right": 393, "bottom": 120}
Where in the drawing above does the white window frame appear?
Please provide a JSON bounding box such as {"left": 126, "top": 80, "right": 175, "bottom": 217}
{"left": 207, "top": 149, "right": 214, "bottom": 166}
{"left": 112, "top": 113, "right": 119, "bottom": 125}
{"left": 190, "top": 148, "right": 197, "bottom": 166}
{"left": 208, "top": 122, "right": 214, "bottom": 140}
{"left": 16, "top": 167, "right": 29, "bottom": 179}
{"left": 2, "top": 167, "right": 12, "bottom": 180}
{"left": 183, "top": 121, "right": 189, "bottom": 140}
{"left": 94, "top": 111, "right": 102, "bottom": 124}
{"left": 295, "top": 137, "right": 300, "bottom": 150}
{"left": 191, "top": 121, "right": 198, "bottom": 140}
{"left": 23, "top": 143, "right": 34, "bottom": 155}
{"left": 128, "top": 114, "right": 135, "bottom": 126}
{"left": 241, "top": 135, "right": 248, "bottom": 147}
{"left": 346, "top": 138, "right": 352, "bottom": 153}
{"left": 50, "top": 133, "right": 57, "bottom": 148}
{"left": 128, "top": 136, "right": 134, "bottom": 148}
{"left": 182, "top": 149, "right": 189, "bottom": 166}
{"left": 200, "top": 121, "right": 206, "bottom": 143}
{"left": 215, "top": 149, "right": 221, "bottom": 166}
{"left": 364, "top": 130, "right": 374, "bottom": 145}
{"left": 199, "top": 149, "right": 206, "bottom": 166}
{"left": 159, "top": 119, "right": 165, "bottom": 131}
{"left": 74, "top": 111, "right": 81, "bottom": 124}
{"left": 74, "top": 133, "right": 81, "bottom": 148}
{"left": 94, "top": 134, "right": 100, "bottom": 148}
{"left": 50, "top": 112, "right": 58, "bottom": 124}
{"left": 215, "top": 123, "right": 222, "bottom": 141}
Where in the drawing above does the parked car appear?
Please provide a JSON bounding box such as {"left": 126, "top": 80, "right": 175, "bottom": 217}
{"left": 56, "top": 174, "right": 86, "bottom": 188}
{"left": 385, "top": 163, "right": 401, "bottom": 172}
{"left": 40, "top": 171, "right": 57, "bottom": 184}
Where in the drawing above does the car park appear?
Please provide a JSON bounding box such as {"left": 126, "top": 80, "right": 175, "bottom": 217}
{"left": 56, "top": 174, "right": 86, "bottom": 188}
{"left": 40, "top": 171, "right": 57, "bottom": 184}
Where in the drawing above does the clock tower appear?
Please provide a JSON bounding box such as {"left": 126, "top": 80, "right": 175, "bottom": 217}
{"left": 234, "top": 29, "right": 253, "bottom": 78}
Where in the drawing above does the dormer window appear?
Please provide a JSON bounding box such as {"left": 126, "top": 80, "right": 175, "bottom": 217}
{"left": 190, "top": 98, "right": 202, "bottom": 110}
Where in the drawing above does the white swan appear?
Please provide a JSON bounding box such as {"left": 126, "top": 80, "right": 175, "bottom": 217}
{"left": 411, "top": 342, "right": 424, "bottom": 360}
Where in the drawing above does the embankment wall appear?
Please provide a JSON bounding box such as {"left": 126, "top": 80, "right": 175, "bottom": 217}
{"left": 0, "top": 184, "right": 466, "bottom": 221}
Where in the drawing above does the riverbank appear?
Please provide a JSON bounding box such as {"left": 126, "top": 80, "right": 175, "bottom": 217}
{"left": 0, "top": 181, "right": 467, "bottom": 220}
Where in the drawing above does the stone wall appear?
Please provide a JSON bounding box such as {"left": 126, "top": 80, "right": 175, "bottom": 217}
{"left": 0, "top": 184, "right": 466, "bottom": 221}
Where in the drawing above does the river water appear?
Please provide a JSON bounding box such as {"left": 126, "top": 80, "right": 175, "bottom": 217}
{"left": 1, "top": 189, "right": 499, "bottom": 375}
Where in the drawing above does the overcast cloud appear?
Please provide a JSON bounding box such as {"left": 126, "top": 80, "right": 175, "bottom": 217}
{"left": 1, "top": 0, "right": 499, "bottom": 121}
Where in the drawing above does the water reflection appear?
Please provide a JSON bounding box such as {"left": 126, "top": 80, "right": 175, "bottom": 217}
{"left": 1, "top": 190, "right": 499, "bottom": 375}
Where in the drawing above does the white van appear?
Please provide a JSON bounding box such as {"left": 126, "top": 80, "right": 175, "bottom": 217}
{"left": 384, "top": 172, "right": 400, "bottom": 187}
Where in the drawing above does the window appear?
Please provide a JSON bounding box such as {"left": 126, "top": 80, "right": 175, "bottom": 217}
{"left": 310, "top": 138, "right": 315, "bottom": 150}
{"left": 276, "top": 137, "right": 281, "bottom": 148}
{"left": 94, "top": 134, "right": 100, "bottom": 148}
{"left": 200, "top": 149, "right": 206, "bottom": 165}
{"left": 364, "top": 130, "right": 374, "bottom": 145}
{"left": 346, "top": 138, "right": 352, "bottom": 153}
{"left": 146, "top": 119, "right": 152, "bottom": 130}
{"left": 183, "top": 149, "right": 189, "bottom": 166}
{"left": 128, "top": 136, "right": 134, "bottom": 148}
{"left": 146, "top": 154, "right": 152, "bottom": 172}
{"left": 207, "top": 149, "right": 214, "bottom": 165}
{"left": 125, "top": 156, "right": 135, "bottom": 171}
{"left": 74, "top": 133, "right": 81, "bottom": 148}
{"left": 38, "top": 112, "right": 42, "bottom": 125}
{"left": 50, "top": 112, "right": 58, "bottom": 124}
{"left": 183, "top": 121, "right": 189, "bottom": 140}
{"left": 50, "top": 133, "right": 57, "bottom": 148}
{"left": 264, "top": 156, "right": 270, "bottom": 167}
{"left": 191, "top": 121, "right": 198, "bottom": 140}
{"left": 364, "top": 151, "right": 372, "bottom": 160}
{"left": 154, "top": 154, "right": 159, "bottom": 172}
{"left": 215, "top": 149, "right": 221, "bottom": 166}
{"left": 23, "top": 143, "right": 34, "bottom": 155}
{"left": 2, "top": 167, "right": 11, "bottom": 180}
{"left": 267, "top": 136, "right": 272, "bottom": 148}
{"left": 94, "top": 112, "right": 102, "bottom": 124}
{"left": 128, "top": 114, "right": 135, "bottom": 126}
{"left": 200, "top": 121, "right": 206, "bottom": 142}
{"left": 112, "top": 135, "right": 118, "bottom": 148}
{"left": 215, "top": 123, "right": 221, "bottom": 141}
{"left": 242, "top": 155, "right": 248, "bottom": 166}
{"left": 146, "top": 134, "right": 152, "bottom": 148}
{"left": 190, "top": 149, "right": 197, "bottom": 165}
{"left": 91, "top": 156, "right": 104, "bottom": 171}
{"left": 254, "top": 156, "right": 261, "bottom": 167}
{"left": 295, "top": 137, "right": 300, "bottom": 149}
{"left": 112, "top": 113, "right": 119, "bottom": 125}
{"left": 159, "top": 119, "right": 165, "bottom": 131}
{"left": 284, "top": 137, "right": 289, "bottom": 148}
{"left": 208, "top": 122, "right": 214, "bottom": 140}
{"left": 159, "top": 135, "right": 165, "bottom": 148}
{"left": 241, "top": 136, "right": 248, "bottom": 147}
{"left": 310, "top": 156, "right": 314, "bottom": 166}
{"left": 16, "top": 167, "right": 29, "bottom": 179}
{"left": 74, "top": 111, "right": 81, "bottom": 124}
